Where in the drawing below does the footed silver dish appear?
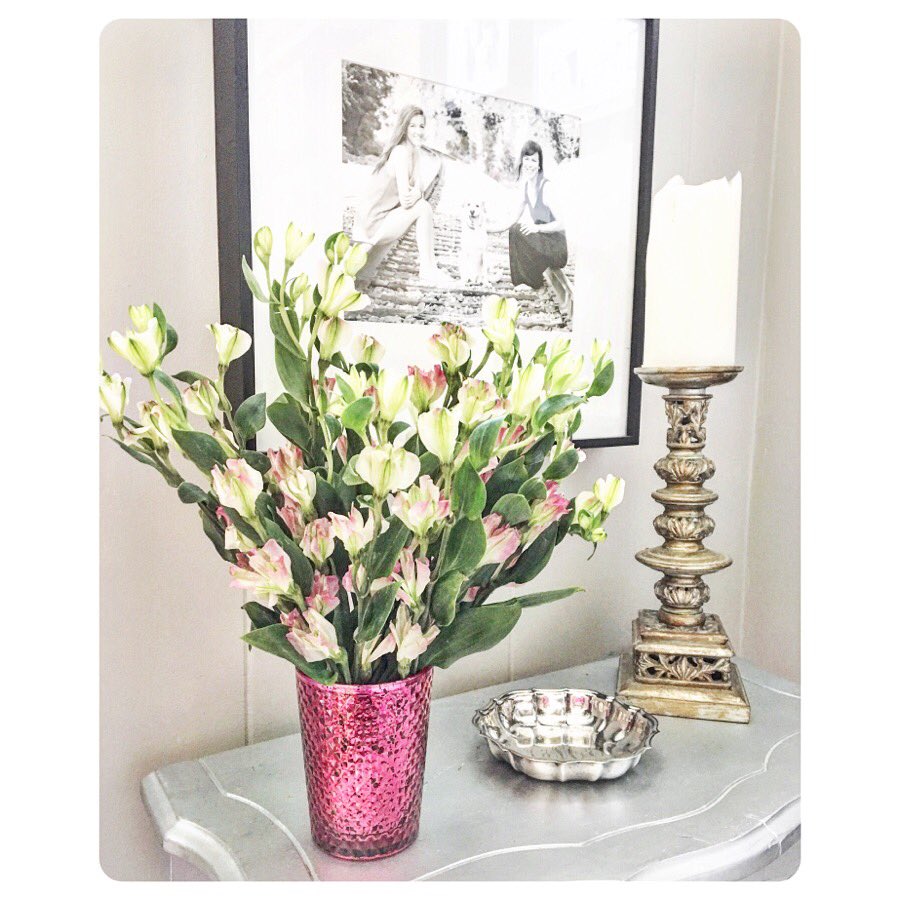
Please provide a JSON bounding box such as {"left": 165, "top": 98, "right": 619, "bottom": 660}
{"left": 473, "top": 688, "right": 658, "bottom": 782}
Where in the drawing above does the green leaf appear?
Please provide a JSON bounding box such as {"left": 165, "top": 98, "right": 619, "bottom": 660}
{"left": 485, "top": 458, "right": 529, "bottom": 509}
{"left": 388, "top": 421, "right": 412, "bottom": 443}
{"left": 369, "top": 519, "right": 411, "bottom": 580}
{"left": 421, "top": 602, "right": 522, "bottom": 669}
{"left": 495, "top": 587, "right": 583, "bottom": 608}
{"left": 164, "top": 324, "right": 178, "bottom": 357}
{"left": 269, "top": 301, "right": 303, "bottom": 354}
{"left": 176, "top": 482, "right": 209, "bottom": 505}
{"left": 221, "top": 506, "right": 261, "bottom": 543}
{"left": 276, "top": 537, "right": 313, "bottom": 595}
{"left": 172, "top": 370, "right": 207, "bottom": 385}
{"left": 355, "top": 582, "right": 399, "bottom": 642}
{"left": 255, "top": 492, "right": 279, "bottom": 523}
{"left": 501, "top": 524, "right": 559, "bottom": 586}
{"left": 587, "top": 360, "right": 615, "bottom": 398}
{"left": 491, "top": 493, "right": 531, "bottom": 526}
{"left": 313, "top": 475, "right": 346, "bottom": 517}
{"left": 200, "top": 510, "right": 231, "bottom": 561}
{"left": 418, "top": 451, "right": 440, "bottom": 477}
{"left": 325, "top": 415, "right": 343, "bottom": 444}
{"left": 469, "top": 417, "right": 504, "bottom": 470}
{"left": 341, "top": 455, "right": 365, "bottom": 486}
{"left": 243, "top": 601, "right": 281, "bottom": 628}
{"left": 172, "top": 429, "right": 226, "bottom": 474}
{"left": 451, "top": 459, "right": 487, "bottom": 520}
{"left": 234, "top": 392, "right": 267, "bottom": 441}
{"left": 241, "top": 449, "right": 271, "bottom": 474}
{"left": 341, "top": 396, "right": 375, "bottom": 435}
{"left": 520, "top": 477, "right": 547, "bottom": 503}
{"left": 242, "top": 255, "right": 269, "bottom": 304}
{"left": 111, "top": 438, "right": 166, "bottom": 474}
{"left": 442, "top": 518, "right": 486, "bottom": 576}
{"left": 543, "top": 447, "right": 580, "bottom": 481}
{"left": 533, "top": 394, "right": 582, "bottom": 433}
{"left": 521, "top": 432, "right": 555, "bottom": 476}
{"left": 431, "top": 571, "right": 466, "bottom": 626}
{"left": 275, "top": 341, "right": 311, "bottom": 402}
{"left": 154, "top": 370, "right": 186, "bottom": 408}
{"left": 267, "top": 394, "right": 311, "bottom": 452}
{"left": 240, "top": 624, "right": 336, "bottom": 683}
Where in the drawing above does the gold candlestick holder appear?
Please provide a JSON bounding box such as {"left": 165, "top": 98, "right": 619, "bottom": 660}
{"left": 616, "top": 366, "right": 751, "bottom": 723}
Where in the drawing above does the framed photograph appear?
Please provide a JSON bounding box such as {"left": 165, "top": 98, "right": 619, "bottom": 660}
{"left": 214, "top": 19, "right": 658, "bottom": 446}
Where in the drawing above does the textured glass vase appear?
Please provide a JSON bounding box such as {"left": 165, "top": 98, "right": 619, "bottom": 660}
{"left": 296, "top": 666, "right": 433, "bottom": 860}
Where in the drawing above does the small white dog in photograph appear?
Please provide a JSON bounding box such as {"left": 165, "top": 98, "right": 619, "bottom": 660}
{"left": 457, "top": 199, "right": 490, "bottom": 284}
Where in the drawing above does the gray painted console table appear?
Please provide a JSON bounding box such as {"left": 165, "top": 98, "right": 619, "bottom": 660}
{"left": 141, "top": 656, "right": 799, "bottom": 881}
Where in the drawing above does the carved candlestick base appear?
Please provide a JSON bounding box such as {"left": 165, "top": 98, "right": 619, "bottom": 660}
{"left": 616, "top": 366, "right": 751, "bottom": 723}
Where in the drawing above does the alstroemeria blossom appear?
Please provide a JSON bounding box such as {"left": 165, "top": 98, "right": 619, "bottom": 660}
{"left": 545, "top": 342, "right": 590, "bottom": 395}
{"left": 136, "top": 400, "right": 173, "bottom": 450}
{"left": 482, "top": 295, "right": 519, "bottom": 355}
{"left": 208, "top": 323, "right": 252, "bottom": 367}
{"left": 182, "top": 379, "right": 219, "bottom": 423}
{"left": 318, "top": 316, "right": 352, "bottom": 359}
{"left": 328, "top": 507, "right": 376, "bottom": 557}
{"left": 267, "top": 444, "right": 305, "bottom": 483}
{"left": 387, "top": 475, "right": 451, "bottom": 538}
{"left": 279, "top": 468, "right": 317, "bottom": 517}
{"left": 211, "top": 457, "right": 264, "bottom": 520}
{"left": 455, "top": 379, "right": 498, "bottom": 427}
{"left": 428, "top": 322, "right": 471, "bottom": 372}
{"left": 417, "top": 407, "right": 459, "bottom": 465}
{"left": 317, "top": 269, "right": 370, "bottom": 317}
{"left": 253, "top": 225, "right": 273, "bottom": 266}
{"left": 284, "top": 222, "right": 314, "bottom": 265}
{"left": 300, "top": 517, "right": 336, "bottom": 568}
{"left": 375, "top": 369, "right": 411, "bottom": 423}
{"left": 343, "top": 242, "right": 369, "bottom": 277}
{"left": 408, "top": 364, "right": 447, "bottom": 412}
{"left": 277, "top": 495, "right": 305, "bottom": 540}
{"left": 523, "top": 480, "right": 570, "bottom": 545}
{"left": 229, "top": 539, "right": 293, "bottom": 597}
{"left": 99, "top": 372, "right": 130, "bottom": 425}
{"left": 351, "top": 333, "right": 386, "bottom": 365}
{"left": 391, "top": 548, "right": 431, "bottom": 612}
{"left": 284, "top": 608, "right": 344, "bottom": 664}
{"left": 356, "top": 444, "right": 420, "bottom": 496}
{"left": 217, "top": 507, "right": 257, "bottom": 552}
{"left": 108, "top": 316, "right": 166, "bottom": 375}
{"left": 572, "top": 474, "right": 624, "bottom": 542}
{"left": 305, "top": 571, "right": 340, "bottom": 615}
{"left": 508, "top": 363, "right": 546, "bottom": 418}
{"left": 391, "top": 606, "right": 440, "bottom": 676}
{"left": 481, "top": 513, "right": 521, "bottom": 566}
{"left": 592, "top": 474, "right": 625, "bottom": 512}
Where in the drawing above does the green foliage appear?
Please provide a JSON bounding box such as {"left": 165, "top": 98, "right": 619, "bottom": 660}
{"left": 431, "top": 571, "right": 467, "bottom": 626}
{"left": 241, "top": 624, "right": 336, "bottom": 683}
{"left": 442, "top": 517, "right": 487, "bottom": 576}
{"left": 421, "top": 602, "right": 522, "bottom": 669}
{"left": 234, "top": 393, "right": 267, "bottom": 442}
{"left": 469, "top": 417, "right": 504, "bottom": 470}
{"left": 355, "top": 582, "right": 399, "bottom": 642}
{"left": 543, "top": 447, "right": 580, "bottom": 481}
{"left": 176, "top": 482, "right": 209, "bottom": 505}
{"left": 243, "top": 601, "right": 280, "bottom": 628}
{"left": 369, "top": 519, "right": 411, "bottom": 580}
{"left": 172, "top": 429, "right": 226, "bottom": 474}
{"left": 341, "top": 396, "right": 375, "bottom": 435}
{"left": 587, "top": 361, "right": 615, "bottom": 398}
{"left": 451, "top": 459, "right": 487, "bottom": 520}
{"left": 491, "top": 493, "right": 531, "bottom": 526}
{"left": 267, "top": 394, "right": 311, "bottom": 451}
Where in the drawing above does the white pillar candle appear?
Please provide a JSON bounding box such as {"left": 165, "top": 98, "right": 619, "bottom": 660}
{"left": 642, "top": 173, "right": 742, "bottom": 367}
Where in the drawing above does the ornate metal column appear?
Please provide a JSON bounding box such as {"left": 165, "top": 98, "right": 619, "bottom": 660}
{"left": 616, "top": 366, "right": 751, "bottom": 723}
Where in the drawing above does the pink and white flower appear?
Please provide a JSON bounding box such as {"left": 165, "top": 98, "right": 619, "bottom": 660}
{"left": 454, "top": 379, "right": 498, "bottom": 427}
{"left": 211, "top": 458, "right": 264, "bottom": 519}
{"left": 390, "top": 606, "right": 439, "bottom": 676}
{"left": 522, "top": 481, "right": 570, "bottom": 545}
{"left": 387, "top": 475, "right": 451, "bottom": 538}
{"left": 391, "top": 548, "right": 431, "bottom": 611}
{"left": 427, "top": 322, "right": 471, "bottom": 373}
{"left": 328, "top": 506, "right": 376, "bottom": 557}
{"left": 229, "top": 539, "right": 293, "bottom": 597}
{"left": 279, "top": 468, "right": 317, "bottom": 517}
{"left": 356, "top": 444, "right": 420, "bottom": 497}
{"left": 408, "top": 364, "right": 447, "bottom": 412}
{"left": 277, "top": 495, "right": 305, "bottom": 540}
{"left": 417, "top": 407, "right": 460, "bottom": 465}
{"left": 99, "top": 372, "right": 130, "bottom": 425}
{"left": 267, "top": 444, "right": 305, "bottom": 484}
{"left": 305, "top": 571, "right": 340, "bottom": 615}
{"left": 217, "top": 506, "right": 256, "bottom": 552}
{"left": 300, "top": 517, "right": 335, "bottom": 568}
{"left": 284, "top": 608, "right": 344, "bottom": 664}
{"left": 481, "top": 513, "right": 521, "bottom": 566}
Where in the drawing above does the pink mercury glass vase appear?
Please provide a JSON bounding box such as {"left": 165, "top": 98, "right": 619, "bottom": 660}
{"left": 296, "top": 666, "right": 433, "bottom": 860}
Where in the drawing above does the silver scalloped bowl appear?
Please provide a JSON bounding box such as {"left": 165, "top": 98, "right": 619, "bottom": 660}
{"left": 473, "top": 688, "right": 658, "bottom": 782}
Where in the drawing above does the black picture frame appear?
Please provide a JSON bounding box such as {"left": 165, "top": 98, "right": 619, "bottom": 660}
{"left": 212, "top": 18, "right": 658, "bottom": 448}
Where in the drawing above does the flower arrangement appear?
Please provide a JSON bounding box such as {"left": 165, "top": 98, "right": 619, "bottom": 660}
{"left": 100, "top": 226, "right": 624, "bottom": 685}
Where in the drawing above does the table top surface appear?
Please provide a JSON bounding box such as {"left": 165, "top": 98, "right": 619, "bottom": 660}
{"left": 141, "top": 656, "right": 800, "bottom": 881}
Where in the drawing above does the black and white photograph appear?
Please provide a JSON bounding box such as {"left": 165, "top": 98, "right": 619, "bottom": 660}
{"left": 238, "top": 19, "right": 655, "bottom": 445}
{"left": 341, "top": 61, "right": 580, "bottom": 330}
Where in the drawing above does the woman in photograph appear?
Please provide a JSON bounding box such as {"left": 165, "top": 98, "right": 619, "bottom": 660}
{"left": 490, "top": 140, "right": 573, "bottom": 315}
{"left": 353, "top": 105, "right": 453, "bottom": 286}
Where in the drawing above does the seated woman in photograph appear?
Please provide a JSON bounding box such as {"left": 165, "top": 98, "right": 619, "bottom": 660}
{"left": 353, "top": 105, "right": 454, "bottom": 286}
{"left": 489, "top": 140, "right": 573, "bottom": 315}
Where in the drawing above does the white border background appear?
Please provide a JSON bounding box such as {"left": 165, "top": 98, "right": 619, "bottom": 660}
{"left": 6, "top": 0, "right": 893, "bottom": 894}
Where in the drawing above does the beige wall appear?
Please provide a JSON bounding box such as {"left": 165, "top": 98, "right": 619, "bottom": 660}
{"left": 99, "top": 19, "right": 800, "bottom": 879}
